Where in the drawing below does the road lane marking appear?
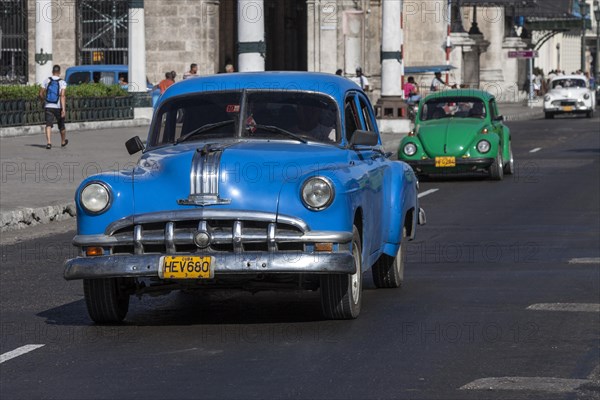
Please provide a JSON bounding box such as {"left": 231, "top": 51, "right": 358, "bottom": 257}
{"left": 529, "top": 148, "right": 542, "bottom": 153}
{"left": 527, "top": 303, "right": 600, "bottom": 312}
{"left": 0, "top": 344, "right": 45, "bottom": 364}
{"left": 460, "top": 377, "right": 590, "bottom": 392}
{"left": 418, "top": 189, "right": 439, "bottom": 198}
{"left": 568, "top": 257, "right": 600, "bottom": 265}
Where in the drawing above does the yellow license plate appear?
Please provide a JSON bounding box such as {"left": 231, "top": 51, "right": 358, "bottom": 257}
{"left": 435, "top": 156, "right": 456, "bottom": 167}
{"left": 160, "top": 256, "right": 213, "bottom": 279}
{"left": 563, "top": 106, "right": 573, "bottom": 112}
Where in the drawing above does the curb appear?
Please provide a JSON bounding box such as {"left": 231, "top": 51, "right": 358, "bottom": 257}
{"left": 0, "top": 118, "right": 151, "bottom": 138}
{"left": 504, "top": 109, "right": 544, "bottom": 121}
{"left": 0, "top": 202, "right": 76, "bottom": 232}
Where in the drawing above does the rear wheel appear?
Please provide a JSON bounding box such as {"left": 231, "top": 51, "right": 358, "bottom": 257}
{"left": 84, "top": 278, "right": 132, "bottom": 324}
{"left": 320, "top": 226, "right": 362, "bottom": 319}
{"left": 489, "top": 152, "right": 504, "bottom": 181}
{"left": 372, "top": 228, "right": 406, "bottom": 288}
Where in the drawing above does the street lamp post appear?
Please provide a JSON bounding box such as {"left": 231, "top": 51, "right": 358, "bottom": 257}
{"left": 594, "top": 0, "right": 600, "bottom": 85}
{"left": 580, "top": 0, "right": 588, "bottom": 72}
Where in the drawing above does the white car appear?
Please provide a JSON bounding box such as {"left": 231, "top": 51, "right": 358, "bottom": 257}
{"left": 544, "top": 75, "right": 595, "bottom": 119}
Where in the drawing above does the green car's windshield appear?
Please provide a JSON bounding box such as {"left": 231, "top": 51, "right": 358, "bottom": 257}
{"left": 421, "top": 97, "right": 487, "bottom": 121}
{"left": 149, "top": 90, "right": 340, "bottom": 148}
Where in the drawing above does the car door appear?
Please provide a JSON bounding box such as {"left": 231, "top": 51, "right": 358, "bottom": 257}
{"left": 488, "top": 98, "right": 504, "bottom": 152}
{"left": 345, "top": 92, "right": 385, "bottom": 260}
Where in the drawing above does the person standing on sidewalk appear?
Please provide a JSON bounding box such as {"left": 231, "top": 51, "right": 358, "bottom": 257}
{"left": 39, "top": 64, "right": 68, "bottom": 149}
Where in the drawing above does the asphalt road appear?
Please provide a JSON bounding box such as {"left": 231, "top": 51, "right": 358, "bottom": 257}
{"left": 1, "top": 115, "right": 599, "bottom": 400}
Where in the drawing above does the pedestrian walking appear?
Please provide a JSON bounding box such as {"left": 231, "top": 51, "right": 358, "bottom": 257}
{"left": 39, "top": 64, "right": 68, "bottom": 149}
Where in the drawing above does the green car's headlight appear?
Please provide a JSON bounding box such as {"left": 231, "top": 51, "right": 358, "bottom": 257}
{"left": 80, "top": 182, "right": 111, "bottom": 214}
{"left": 301, "top": 177, "right": 334, "bottom": 211}
{"left": 477, "top": 140, "right": 491, "bottom": 154}
{"left": 403, "top": 143, "right": 417, "bottom": 156}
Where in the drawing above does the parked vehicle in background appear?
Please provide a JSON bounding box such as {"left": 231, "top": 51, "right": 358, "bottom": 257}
{"left": 398, "top": 89, "right": 513, "bottom": 181}
{"left": 544, "top": 75, "right": 595, "bottom": 119}
{"left": 64, "top": 72, "right": 425, "bottom": 323}
{"left": 65, "top": 65, "right": 153, "bottom": 91}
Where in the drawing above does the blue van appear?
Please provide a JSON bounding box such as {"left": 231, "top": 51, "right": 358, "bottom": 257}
{"left": 65, "top": 65, "right": 152, "bottom": 90}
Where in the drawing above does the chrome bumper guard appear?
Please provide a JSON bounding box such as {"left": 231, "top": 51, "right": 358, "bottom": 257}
{"left": 64, "top": 252, "right": 355, "bottom": 280}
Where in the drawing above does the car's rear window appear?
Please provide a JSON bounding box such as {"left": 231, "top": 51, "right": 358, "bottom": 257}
{"left": 67, "top": 72, "right": 91, "bottom": 85}
{"left": 421, "top": 97, "right": 486, "bottom": 120}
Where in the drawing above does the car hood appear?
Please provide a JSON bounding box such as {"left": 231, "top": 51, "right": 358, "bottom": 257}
{"left": 131, "top": 140, "right": 346, "bottom": 216}
{"left": 417, "top": 119, "right": 486, "bottom": 156}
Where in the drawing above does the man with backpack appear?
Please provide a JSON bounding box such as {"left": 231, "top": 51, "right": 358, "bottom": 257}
{"left": 39, "top": 65, "right": 68, "bottom": 149}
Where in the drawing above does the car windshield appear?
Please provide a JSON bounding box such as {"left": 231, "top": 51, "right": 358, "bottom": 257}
{"left": 149, "top": 91, "right": 340, "bottom": 148}
{"left": 421, "top": 97, "right": 486, "bottom": 121}
{"left": 552, "top": 79, "right": 586, "bottom": 89}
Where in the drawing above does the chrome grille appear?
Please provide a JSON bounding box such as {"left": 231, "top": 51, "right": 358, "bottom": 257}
{"left": 110, "top": 218, "right": 305, "bottom": 255}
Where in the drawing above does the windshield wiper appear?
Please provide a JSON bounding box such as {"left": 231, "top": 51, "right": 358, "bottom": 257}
{"left": 175, "top": 120, "right": 235, "bottom": 144}
{"left": 249, "top": 124, "right": 308, "bottom": 144}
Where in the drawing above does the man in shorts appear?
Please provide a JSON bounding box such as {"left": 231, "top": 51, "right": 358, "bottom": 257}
{"left": 39, "top": 65, "right": 68, "bottom": 149}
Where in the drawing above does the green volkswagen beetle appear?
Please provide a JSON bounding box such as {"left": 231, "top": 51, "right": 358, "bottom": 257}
{"left": 398, "top": 89, "right": 513, "bottom": 180}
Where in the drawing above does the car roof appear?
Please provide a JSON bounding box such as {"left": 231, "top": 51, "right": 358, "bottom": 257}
{"left": 423, "top": 89, "right": 495, "bottom": 102}
{"left": 66, "top": 65, "right": 128, "bottom": 73}
{"left": 550, "top": 75, "right": 587, "bottom": 82}
{"left": 159, "top": 71, "right": 365, "bottom": 105}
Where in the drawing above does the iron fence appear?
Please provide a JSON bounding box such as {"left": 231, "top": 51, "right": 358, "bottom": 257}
{"left": 0, "top": 0, "right": 28, "bottom": 84}
{"left": 77, "top": 0, "right": 128, "bottom": 65}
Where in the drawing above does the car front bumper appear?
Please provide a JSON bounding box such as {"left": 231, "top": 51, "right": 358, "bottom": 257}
{"left": 405, "top": 157, "right": 494, "bottom": 174}
{"left": 544, "top": 103, "right": 593, "bottom": 113}
{"left": 64, "top": 251, "right": 355, "bottom": 280}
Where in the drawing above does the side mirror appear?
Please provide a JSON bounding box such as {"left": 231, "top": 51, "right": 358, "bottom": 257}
{"left": 125, "top": 136, "right": 145, "bottom": 155}
{"left": 349, "top": 130, "right": 379, "bottom": 147}
{"left": 494, "top": 115, "right": 504, "bottom": 122}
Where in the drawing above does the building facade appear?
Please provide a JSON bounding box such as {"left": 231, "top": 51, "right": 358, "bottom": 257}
{"left": 1, "top": 0, "right": 596, "bottom": 102}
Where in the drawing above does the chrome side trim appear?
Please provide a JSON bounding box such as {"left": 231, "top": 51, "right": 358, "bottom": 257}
{"left": 105, "top": 209, "right": 310, "bottom": 235}
{"left": 64, "top": 251, "right": 356, "bottom": 280}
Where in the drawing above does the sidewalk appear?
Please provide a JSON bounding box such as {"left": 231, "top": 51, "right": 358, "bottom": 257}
{"left": 0, "top": 102, "right": 542, "bottom": 232}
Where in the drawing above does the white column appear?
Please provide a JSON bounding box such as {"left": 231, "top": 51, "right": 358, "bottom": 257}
{"left": 128, "top": 0, "right": 147, "bottom": 93}
{"left": 35, "top": 0, "right": 53, "bottom": 84}
{"left": 237, "top": 0, "right": 265, "bottom": 72}
{"left": 381, "top": 0, "right": 403, "bottom": 97}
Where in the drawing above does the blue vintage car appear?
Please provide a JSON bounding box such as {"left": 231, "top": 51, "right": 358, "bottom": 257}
{"left": 64, "top": 72, "right": 425, "bottom": 322}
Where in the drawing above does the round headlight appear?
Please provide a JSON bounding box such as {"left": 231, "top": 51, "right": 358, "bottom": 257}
{"left": 301, "top": 177, "right": 334, "bottom": 210}
{"left": 477, "top": 140, "right": 491, "bottom": 154}
{"left": 80, "top": 182, "right": 111, "bottom": 214}
{"left": 583, "top": 93, "right": 590, "bottom": 100}
{"left": 404, "top": 143, "right": 417, "bottom": 156}
{"left": 544, "top": 95, "right": 551, "bottom": 102}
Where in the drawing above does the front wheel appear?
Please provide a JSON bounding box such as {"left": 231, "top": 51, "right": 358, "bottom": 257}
{"left": 586, "top": 110, "right": 593, "bottom": 118}
{"left": 84, "top": 278, "right": 132, "bottom": 324}
{"left": 544, "top": 112, "right": 554, "bottom": 119}
{"left": 320, "top": 226, "right": 362, "bottom": 319}
{"left": 503, "top": 143, "right": 514, "bottom": 175}
{"left": 372, "top": 228, "right": 406, "bottom": 288}
{"left": 489, "top": 152, "right": 504, "bottom": 181}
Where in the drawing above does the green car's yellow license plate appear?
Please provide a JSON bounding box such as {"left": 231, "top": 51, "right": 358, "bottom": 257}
{"left": 160, "top": 256, "right": 213, "bottom": 279}
{"left": 435, "top": 156, "right": 456, "bottom": 168}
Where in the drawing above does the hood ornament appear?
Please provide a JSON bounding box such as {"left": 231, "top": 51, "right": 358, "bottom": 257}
{"left": 178, "top": 145, "right": 231, "bottom": 207}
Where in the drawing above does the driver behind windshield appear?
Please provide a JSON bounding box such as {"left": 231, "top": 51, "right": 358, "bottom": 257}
{"left": 295, "top": 99, "right": 336, "bottom": 142}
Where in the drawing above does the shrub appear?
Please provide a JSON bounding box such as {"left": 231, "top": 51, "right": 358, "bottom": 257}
{"left": 0, "top": 83, "right": 128, "bottom": 100}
